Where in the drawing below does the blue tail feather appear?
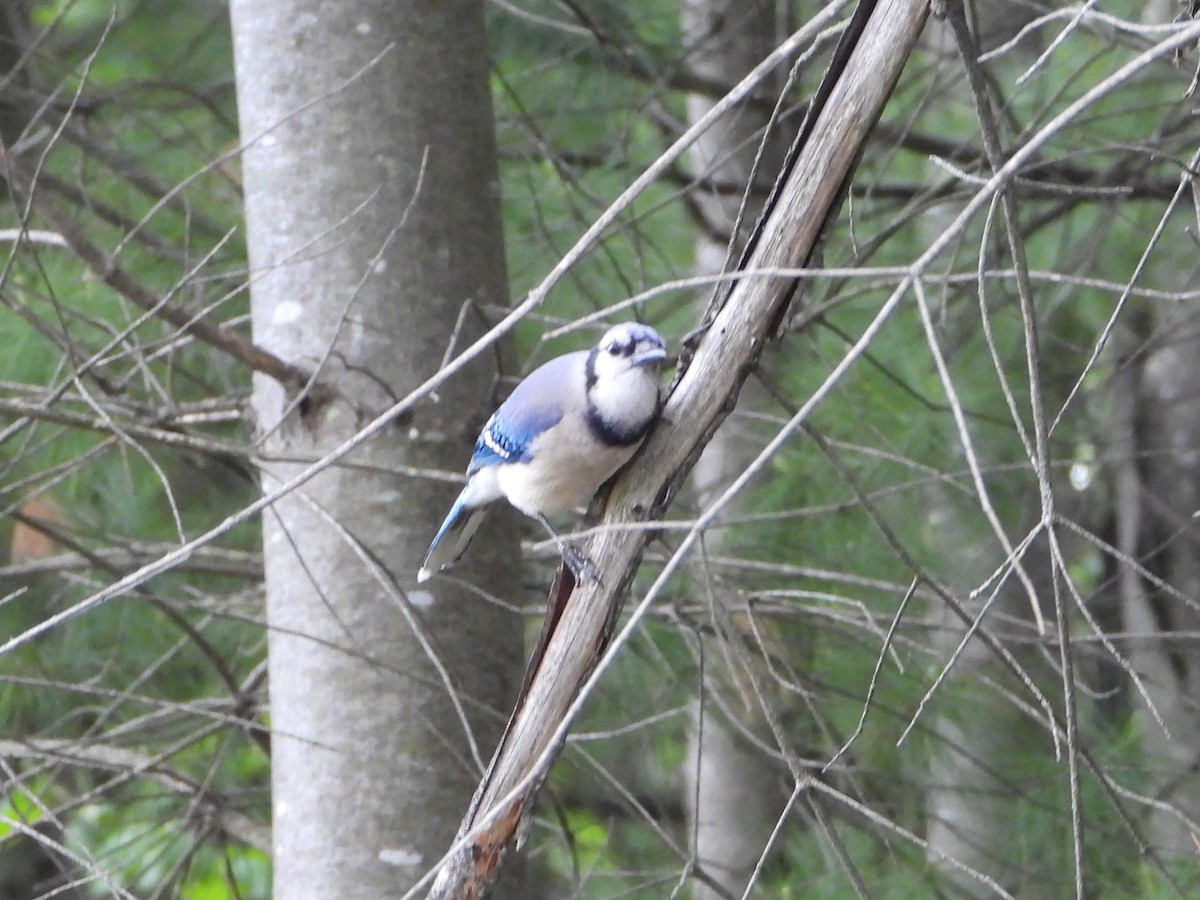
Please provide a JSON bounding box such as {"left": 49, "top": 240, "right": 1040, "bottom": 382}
{"left": 418, "top": 494, "right": 488, "bottom": 582}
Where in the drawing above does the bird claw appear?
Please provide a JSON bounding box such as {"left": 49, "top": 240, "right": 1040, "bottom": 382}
{"left": 559, "top": 541, "right": 601, "bottom": 585}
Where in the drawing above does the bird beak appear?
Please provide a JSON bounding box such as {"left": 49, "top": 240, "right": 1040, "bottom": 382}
{"left": 633, "top": 347, "right": 667, "bottom": 367}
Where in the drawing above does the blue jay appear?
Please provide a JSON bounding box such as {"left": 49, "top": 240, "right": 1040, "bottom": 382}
{"left": 418, "top": 322, "right": 667, "bottom": 582}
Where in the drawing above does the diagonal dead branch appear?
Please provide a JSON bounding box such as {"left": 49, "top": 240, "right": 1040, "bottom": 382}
{"left": 425, "top": 1, "right": 932, "bottom": 896}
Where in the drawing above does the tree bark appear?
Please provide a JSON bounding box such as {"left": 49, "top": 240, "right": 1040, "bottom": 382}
{"left": 230, "top": 2, "right": 523, "bottom": 896}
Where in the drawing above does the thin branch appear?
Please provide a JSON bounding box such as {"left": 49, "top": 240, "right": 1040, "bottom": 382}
{"left": 0, "top": 738, "right": 270, "bottom": 853}
{"left": 0, "top": 146, "right": 315, "bottom": 394}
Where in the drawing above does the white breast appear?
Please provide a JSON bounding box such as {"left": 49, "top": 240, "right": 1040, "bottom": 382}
{"left": 496, "top": 416, "right": 642, "bottom": 516}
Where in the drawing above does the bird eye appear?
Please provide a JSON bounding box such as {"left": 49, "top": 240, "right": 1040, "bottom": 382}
{"left": 606, "top": 341, "right": 630, "bottom": 356}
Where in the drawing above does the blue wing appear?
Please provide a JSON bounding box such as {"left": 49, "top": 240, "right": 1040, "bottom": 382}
{"left": 420, "top": 353, "right": 585, "bottom": 580}
{"left": 466, "top": 354, "right": 579, "bottom": 473}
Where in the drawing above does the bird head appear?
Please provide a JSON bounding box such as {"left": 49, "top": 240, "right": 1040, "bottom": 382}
{"left": 593, "top": 322, "right": 667, "bottom": 379}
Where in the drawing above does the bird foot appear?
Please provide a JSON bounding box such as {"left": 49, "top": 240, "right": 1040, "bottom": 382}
{"left": 559, "top": 541, "right": 601, "bottom": 585}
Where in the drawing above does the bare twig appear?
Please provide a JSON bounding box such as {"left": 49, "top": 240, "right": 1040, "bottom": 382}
{"left": 0, "top": 146, "right": 315, "bottom": 394}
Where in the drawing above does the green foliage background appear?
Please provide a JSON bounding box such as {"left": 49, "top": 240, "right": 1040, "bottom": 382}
{"left": 2, "top": 0, "right": 1199, "bottom": 897}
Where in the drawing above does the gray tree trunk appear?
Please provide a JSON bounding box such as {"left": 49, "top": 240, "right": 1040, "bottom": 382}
{"left": 919, "top": 8, "right": 1052, "bottom": 895}
{"left": 679, "top": 2, "right": 793, "bottom": 897}
{"left": 923, "top": 532, "right": 1051, "bottom": 898}
{"left": 1114, "top": 314, "right": 1200, "bottom": 857}
{"left": 230, "top": 2, "right": 523, "bottom": 896}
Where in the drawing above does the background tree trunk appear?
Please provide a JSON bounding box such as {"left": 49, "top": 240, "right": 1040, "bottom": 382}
{"left": 1116, "top": 308, "right": 1200, "bottom": 857}
{"left": 231, "top": 1, "right": 523, "bottom": 896}
{"left": 679, "top": 2, "right": 794, "bottom": 897}
{"left": 918, "top": 9, "right": 1055, "bottom": 894}
{"left": 923, "top": 530, "right": 1052, "bottom": 898}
